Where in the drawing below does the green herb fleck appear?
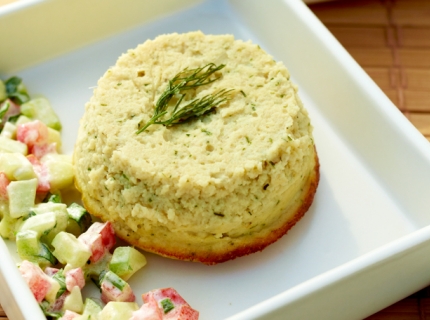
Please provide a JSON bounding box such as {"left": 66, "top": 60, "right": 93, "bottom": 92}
{"left": 240, "top": 90, "right": 246, "bottom": 97}
{"left": 161, "top": 298, "right": 175, "bottom": 314}
{"left": 201, "top": 128, "right": 212, "bottom": 135}
{"left": 52, "top": 270, "right": 67, "bottom": 298}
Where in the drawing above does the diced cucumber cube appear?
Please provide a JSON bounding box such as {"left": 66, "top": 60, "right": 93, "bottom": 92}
{"left": 19, "top": 211, "right": 57, "bottom": 237}
{"left": 109, "top": 247, "right": 147, "bottom": 281}
{"left": 7, "top": 178, "right": 37, "bottom": 218}
{"left": 32, "top": 202, "right": 67, "bottom": 215}
{"left": 44, "top": 276, "right": 61, "bottom": 303}
{"left": 0, "top": 152, "right": 36, "bottom": 181}
{"left": 102, "top": 271, "right": 127, "bottom": 291}
{"left": 66, "top": 219, "right": 83, "bottom": 237}
{"left": 62, "top": 286, "right": 83, "bottom": 313}
{"left": 80, "top": 298, "right": 103, "bottom": 320}
{"left": 47, "top": 127, "right": 62, "bottom": 152}
{"left": 0, "top": 80, "right": 6, "bottom": 101}
{"left": 83, "top": 251, "right": 112, "bottom": 281}
{"left": 16, "top": 230, "right": 57, "bottom": 267}
{"left": 0, "top": 136, "right": 27, "bottom": 154}
{"left": 0, "top": 200, "right": 8, "bottom": 219}
{"left": 66, "top": 203, "right": 91, "bottom": 235}
{"left": 20, "top": 97, "right": 62, "bottom": 131}
{"left": 41, "top": 153, "right": 72, "bottom": 164}
{"left": 98, "top": 302, "right": 139, "bottom": 320}
{"left": 0, "top": 214, "right": 18, "bottom": 239}
{"left": 0, "top": 122, "right": 17, "bottom": 139}
{"left": 14, "top": 115, "right": 31, "bottom": 126}
{"left": 52, "top": 231, "right": 91, "bottom": 268}
{"left": 40, "top": 155, "right": 74, "bottom": 191}
{"left": 67, "top": 203, "right": 87, "bottom": 221}
{"left": 41, "top": 209, "right": 68, "bottom": 245}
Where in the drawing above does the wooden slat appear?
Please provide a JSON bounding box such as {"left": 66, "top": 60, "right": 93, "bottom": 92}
{"left": 407, "top": 113, "right": 430, "bottom": 136}
{"left": 392, "top": 0, "right": 430, "bottom": 27}
{"left": 364, "top": 67, "right": 401, "bottom": 88}
{"left": 404, "top": 91, "right": 430, "bottom": 113}
{"left": 404, "top": 69, "right": 430, "bottom": 90}
{"left": 347, "top": 48, "right": 395, "bottom": 67}
{"left": 398, "top": 49, "right": 430, "bottom": 68}
{"left": 326, "top": 26, "right": 388, "bottom": 47}
{"left": 399, "top": 27, "right": 430, "bottom": 47}
{"left": 310, "top": 0, "right": 388, "bottom": 25}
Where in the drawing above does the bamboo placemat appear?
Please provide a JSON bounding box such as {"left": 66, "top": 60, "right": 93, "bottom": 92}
{"left": 0, "top": 0, "right": 429, "bottom": 319}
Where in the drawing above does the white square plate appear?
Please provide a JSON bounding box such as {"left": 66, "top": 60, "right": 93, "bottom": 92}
{"left": 2, "top": 1, "right": 430, "bottom": 319}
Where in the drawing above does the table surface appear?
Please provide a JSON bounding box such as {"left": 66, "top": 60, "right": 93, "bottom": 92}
{"left": 1, "top": 0, "right": 430, "bottom": 319}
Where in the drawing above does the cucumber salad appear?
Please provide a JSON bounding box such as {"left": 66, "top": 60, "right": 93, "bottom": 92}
{"left": 0, "top": 77, "right": 199, "bottom": 320}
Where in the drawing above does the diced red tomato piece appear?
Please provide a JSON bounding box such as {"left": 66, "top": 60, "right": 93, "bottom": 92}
{"left": 30, "top": 143, "right": 57, "bottom": 159}
{"left": 78, "top": 231, "right": 105, "bottom": 263}
{"left": 131, "top": 292, "right": 163, "bottom": 320}
{"left": 19, "top": 260, "right": 52, "bottom": 303}
{"left": 60, "top": 310, "right": 80, "bottom": 320}
{"left": 148, "top": 288, "right": 188, "bottom": 307}
{"left": 26, "top": 154, "right": 50, "bottom": 193}
{"left": 0, "top": 172, "right": 10, "bottom": 200}
{"left": 137, "top": 288, "right": 199, "bottom": 320}
{"left": 88, "top": 221, "right": 116, "bottom": 250}
{"left": 164, "top": 304, "right": 200, "bottom": 320}
{"left": 16, "top": 120, "right": 49, "bottom": 148}
{"left": 78, "top": 221, "right": 115, "bottom": 262}
{"left": 100, "top": 278, "right": 135, "bottom": 304}
{"left": 65, "top": 268, "right": 85, "bottom": 292}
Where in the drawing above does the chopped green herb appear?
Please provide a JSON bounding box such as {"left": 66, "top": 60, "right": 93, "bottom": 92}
{"left": 44, "top": 192, "right": 62, "bottom": 203}
{"left": 52, "top": 269, "right": 67, "bottom": 298}
{"left": 240, "top": 90, "right": 246, "bottom": 97}
{"left": 161, "top": 298, "right": 175, "bottom": 314}
{"left": 137, "top": 63, "right": 233, "bottom": 133}
{"left": 4, "top": 76, "right": 30, "bottom": 104}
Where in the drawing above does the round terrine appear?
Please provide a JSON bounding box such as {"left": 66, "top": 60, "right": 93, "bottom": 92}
{"left": 73, "top": 31, "right": 319, "bottom": 264}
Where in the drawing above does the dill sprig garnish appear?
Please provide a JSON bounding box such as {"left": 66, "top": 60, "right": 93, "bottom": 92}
{"left": 136, "top": 63, "right": 233, "bottom": 134}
